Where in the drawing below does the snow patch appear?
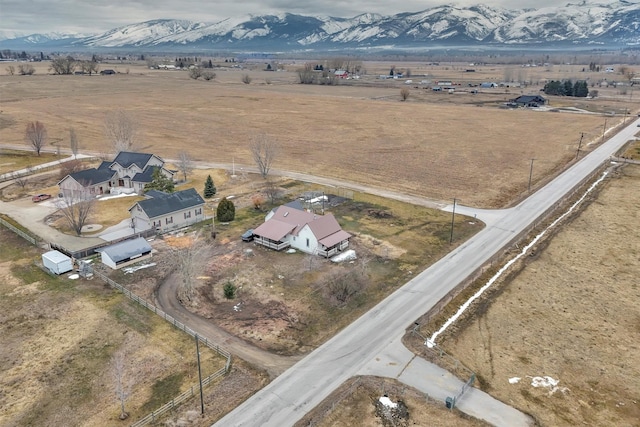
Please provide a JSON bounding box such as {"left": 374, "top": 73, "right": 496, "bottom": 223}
{"left": 123, "top": 263, "right": 156, "bottom": 274}
{"left": 509, "top": 377, "right": 521, "bottom": 384}
{"left": 68, "top": 274, "right": 80, "bottom": 280}
{"left": 331, "top": 249, "right": 356, "bottom": 263}
{"left": 379, "top": 396, "right": 398, "bottom": 409}
{"left": 426, "top": 171, "right": 609, "bottom": 347}
{"left": 529, "top": 376, "right": 558, "bottom": 388}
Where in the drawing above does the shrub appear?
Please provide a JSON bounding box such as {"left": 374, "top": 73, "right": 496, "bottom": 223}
{"left": 223, "top": 282, "right": 237, "bottom": 299}
{"left": 216, "top": 197, "right": 235, "bottom": 222}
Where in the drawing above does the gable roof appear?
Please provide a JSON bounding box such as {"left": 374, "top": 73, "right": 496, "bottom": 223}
{"left": 513, "top": 95, "right": 546, "bottom": 104}
{"left": 307, "top": 214, "right": 352, "bottom": 247}
{"left": 99, "top": 237, "right": 152, "bottom": 263}
{"left": 132, "top": 165, "right": 160, "bottom": 183}
{"left": 131, "top": 188, "right": 204, "bottom": 219}
{"left": 65, "top": 168, "right": 115, "bottom": 186}
{"left": 111, "top": 152, "right": 159, "bottom": 170}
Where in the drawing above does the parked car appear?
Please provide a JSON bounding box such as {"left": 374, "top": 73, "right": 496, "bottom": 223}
{"left": 241, "top": 229, "right": 254, "bottom": 242}
{"left": 32, "top": 194, "right": 52, "bottom": 202}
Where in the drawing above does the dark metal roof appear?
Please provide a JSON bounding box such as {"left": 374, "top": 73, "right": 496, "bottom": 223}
{"left": 99, "top": 237, "right": 152, "bottom": 263}
{"left": 133, "top": 188, "right": 204, "bottom": 219}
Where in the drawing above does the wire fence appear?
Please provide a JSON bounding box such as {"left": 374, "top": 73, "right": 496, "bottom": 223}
{"left": 92, "top": 270, "right": 232, "bottom": 426}
{"left": 0, "top": 217, "right": 39, "bottom": 246}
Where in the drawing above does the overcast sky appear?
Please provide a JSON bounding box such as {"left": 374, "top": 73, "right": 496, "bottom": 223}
{"left": 1, "top": 0, "right": 627, "bottom": 35}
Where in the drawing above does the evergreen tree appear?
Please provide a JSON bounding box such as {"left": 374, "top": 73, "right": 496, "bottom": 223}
{"left": 144, "top": 168, "right": 174, "bottom": 193}
{"left": 574, "top": 81, "right": 589, "bottom": 97}
{"left": 203, "top": 174, "right": 216, "bottom": 198}
{"left": 217, "top": 197, "right": 235, "bottom": 222}
{"left": 563, "top": 80, "right": 574, "bottom": 96}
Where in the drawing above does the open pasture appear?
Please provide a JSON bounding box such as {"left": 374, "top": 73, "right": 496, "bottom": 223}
{"left": 1, "top": 60, "right": 636, "bottom": 208}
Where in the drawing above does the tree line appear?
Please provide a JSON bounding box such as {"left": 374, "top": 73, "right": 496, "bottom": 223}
{"left": 542, "top": 80, "right": 589, "bottom": 97}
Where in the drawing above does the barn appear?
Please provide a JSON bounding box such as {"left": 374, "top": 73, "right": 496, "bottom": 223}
{"left": 98, "top": 237, "right": 153, "bottom": 269}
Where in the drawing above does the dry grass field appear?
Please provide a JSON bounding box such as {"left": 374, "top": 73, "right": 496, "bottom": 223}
{"left": 2, "top": 60, "right": 637, "bottom": 208}
{"left": 416, "top": 164, "right": 640, "bottom": 426}
{"left": 0, "top": 228, "right": 252, "bottom": 427}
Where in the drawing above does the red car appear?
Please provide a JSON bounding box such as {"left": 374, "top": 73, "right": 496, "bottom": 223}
{"left": 32, "top": 194, "right": 52, "bottom": 202}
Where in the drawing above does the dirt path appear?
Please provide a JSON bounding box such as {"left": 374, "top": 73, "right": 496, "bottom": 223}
{"left": 155, "top": 271, "right": 303, "bottom": 379}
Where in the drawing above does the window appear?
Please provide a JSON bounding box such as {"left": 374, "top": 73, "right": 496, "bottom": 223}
{"left": 184, "top": 211, "right": 191, "bottom": 219}
{"left": 306, "top": 238, "right": 310, "bottom": 247}
{"left": 166, "top": 216, "right": 173, "bottom": 225}
{"left": 195, "top": 208, "right": 202, "bottom": 215}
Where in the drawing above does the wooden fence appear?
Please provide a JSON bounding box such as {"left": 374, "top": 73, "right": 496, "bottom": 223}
{"left": 0, "top": 217, "right": 39, "bottom": 246}
{"left": 92, "top": 270, "right": 232, "bottom": 426}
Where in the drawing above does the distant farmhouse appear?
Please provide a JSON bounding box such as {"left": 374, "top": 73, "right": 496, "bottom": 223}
{"left": 58, "top": 151, "right": 174, "bottom": 196}
{"left": 129, "top": 188, "right": 205, "bottom": 233}
{"left": 252, "top": 201, "right": 351, "bottom": 257}
{"left": 511, "top": 95, "right": 547, "bottom": 107}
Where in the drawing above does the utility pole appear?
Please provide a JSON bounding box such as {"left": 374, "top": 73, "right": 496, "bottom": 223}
{"left": 195, "top": 334, "right": 204, "bottom": 415}
{"left": 528, "top": 158, "right": 535, "bottom": 192}
{"left": 576, "top": 132, "right": 584, "bottom": 159}
{"left": 601, "top": 119, "right": 607, "bottom": 143}
{"left": 449, "top": 198, "right": 457, "bottom": 244}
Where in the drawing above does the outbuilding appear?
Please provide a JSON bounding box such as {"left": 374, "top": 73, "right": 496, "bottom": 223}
{"left": 42, "top": 250, "right": 73, "bottom": 275}
{"left": 99, "top": 237, "right": 153, "bottom": 269}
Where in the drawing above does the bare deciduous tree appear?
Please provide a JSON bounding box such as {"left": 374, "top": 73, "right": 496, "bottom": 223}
{"left": 6, "top": 65, "right": 15, "bottom": 75}
{"left": 242, "top": 74, "right": 252, "bottom": 84}
{"left": 250, "top": 133, "right": 279, "bottom": 178}
{"left": 176, "top": 151, "right": 194, "bottom": 182}
{"left": 12, "top": 171, "right": 30, "bottom": 190}
{"left": 400, "top": 87, "right": 410, "bottom": 101}
{"left": 49, "top": 56, "right": 76, "bottom": 75}
{"left": 25, "top": 121, "right": 47, "bottom": 156}
{"left": 189, "top": 67, "right": 202, "bottom": 79}
{"left": 81, "top": 60, "right": 99, "bottom": 75}
{"left": 112, "top": 350, "right": 130, "bottom": 420}
{"left": 69, "top": 127, "right": 79, "bottom": 159}
{"left": 202, "top": 70, "right": 216, "bottom": 81}
{"left": 105, "top": 110, "right": 138, "bottom": 153}
{"left": 56, "top": 189, "right": 96, "bottom": 236}
{"left": 174, "top": 234, "right": 210, "bottom": 303}
{"left": 263, "top": 179, "right": 282, "bottom": 205}
{"left": 18, "top": 64, "right": 35, "bottom": 75}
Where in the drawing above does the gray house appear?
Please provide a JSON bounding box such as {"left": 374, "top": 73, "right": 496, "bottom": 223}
{"left": 58, "top": 151, "right": 174, "bottom": 196}
{"left": 129, "top": 188, "right": 205, "bottom": 233}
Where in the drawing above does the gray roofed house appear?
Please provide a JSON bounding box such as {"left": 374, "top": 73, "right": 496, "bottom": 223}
{"left": 58, "top": 151, "right": 174, "bottom": 197}
{"left": 511, "top": 95, "right": 547, "bottom": 107}
{"left": 129, "top": 188, "right": 206, "bottom": 233}
{"left": 99, "top": 237, "right": 153, "bottom": 269}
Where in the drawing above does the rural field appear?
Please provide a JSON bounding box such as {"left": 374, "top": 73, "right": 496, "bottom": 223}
{"left": 1, "top": 59, "right": 637, "bottom": 208}
{"left": 1, "top": 56, "right": 639, "bottom": 426}
{"left": 411, "top": 161, "right": 640, "bottom": 426}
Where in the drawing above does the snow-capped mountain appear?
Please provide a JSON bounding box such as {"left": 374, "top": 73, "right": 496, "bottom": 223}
{"left": 1, "top": 2, "right": 638, "bottom": 51}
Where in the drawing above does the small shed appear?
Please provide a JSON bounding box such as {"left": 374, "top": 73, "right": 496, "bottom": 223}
{"left": 99, "top": 237, "right": 153, "bottom": 269}
{"left": 42, "top": 250, "right": 73, "bottom": 275}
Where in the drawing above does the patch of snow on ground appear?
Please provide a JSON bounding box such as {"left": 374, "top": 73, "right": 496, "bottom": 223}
{"left": 68, "top": 274, "right": 80, "bottom": 280}
{"left": 286, "top": 248, "right": 297, "bottom": 253}
{"left": 529, "top": 376, "right": 558, "bottom": 388}
{"left": 233, "top": 302, "right": 242, "bottom": 312}
{"left": 426, "top": 171, "right": 609, "bottom": 348}
{"left": 331, "top": 249, "right": 356, "bottom": 263}
{"left": 123, "top": 263, "right": 156, "bottom": 274}
{"left": 379, "top": 396, "right": 398, "bottom": 408}
{"left": 98, "top": 192, "right": 138, "bottom": 201}
{"left": 509, "top": 377, "right": 521, "bottom": 384}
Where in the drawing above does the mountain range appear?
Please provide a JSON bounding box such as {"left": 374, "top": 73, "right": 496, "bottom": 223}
{"left": 1, "top": 1, "right": 639, "bottom": 52}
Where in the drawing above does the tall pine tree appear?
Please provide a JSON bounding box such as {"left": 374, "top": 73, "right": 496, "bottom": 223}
{"left": 204, "top": 174, "right": 216, "bottom": 198}
{"left": 144, "top": 168, "right": 174, "bottom": 193}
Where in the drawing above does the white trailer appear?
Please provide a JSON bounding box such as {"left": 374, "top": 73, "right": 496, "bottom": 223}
{"left": 42, "top": 250, "right": 73, "bottom": 275}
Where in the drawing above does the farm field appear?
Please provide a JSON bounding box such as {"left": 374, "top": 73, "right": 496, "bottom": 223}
{"left": 419, "top": 164, "right": 640, "bottom": 426}
{"left": 1, "top": 60, "right": 636, "bottom": 208}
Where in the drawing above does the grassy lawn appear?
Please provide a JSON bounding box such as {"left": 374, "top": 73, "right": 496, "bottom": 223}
{"left": 0, "top": 149, "right": 61, "bottom": 175}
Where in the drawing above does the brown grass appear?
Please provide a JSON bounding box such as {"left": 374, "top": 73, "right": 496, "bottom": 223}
{"left": 0, "top": 229, "right": 230, "bottom": 427}
{"left": 420, "top": 164, "right": 640, "bottom": 426}
{"left": 1, "top": 61, "right": 636, "bottom": 208}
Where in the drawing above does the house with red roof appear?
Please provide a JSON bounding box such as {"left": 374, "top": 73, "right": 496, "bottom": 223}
{"left": 252, "top": 202, "right": 351, "bottom": 257}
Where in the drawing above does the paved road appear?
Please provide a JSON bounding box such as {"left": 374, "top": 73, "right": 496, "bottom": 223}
{"left": 214, "top": 118, "right": 640, "bottom": 427}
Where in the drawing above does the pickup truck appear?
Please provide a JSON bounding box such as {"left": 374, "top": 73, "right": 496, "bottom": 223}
{"left": 32, "top": 194, "right": 52, "bottom": 202}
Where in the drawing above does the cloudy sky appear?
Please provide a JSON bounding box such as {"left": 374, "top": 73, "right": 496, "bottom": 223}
{"left": 1, "top": 0, "right": 625, "bottom": 35}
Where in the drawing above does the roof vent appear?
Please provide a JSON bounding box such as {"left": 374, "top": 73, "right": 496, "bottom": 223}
{"left": 283, "top": 211, "right": 289, "bottom": 217}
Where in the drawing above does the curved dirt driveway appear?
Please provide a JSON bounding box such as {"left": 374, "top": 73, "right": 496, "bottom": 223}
{"left": 155, "top": 272, "right": 302, "bottom": 379}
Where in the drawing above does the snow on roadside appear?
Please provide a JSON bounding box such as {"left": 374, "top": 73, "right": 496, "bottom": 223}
{"left": 426, "top": 171, "right": 610, "bottom": 348}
